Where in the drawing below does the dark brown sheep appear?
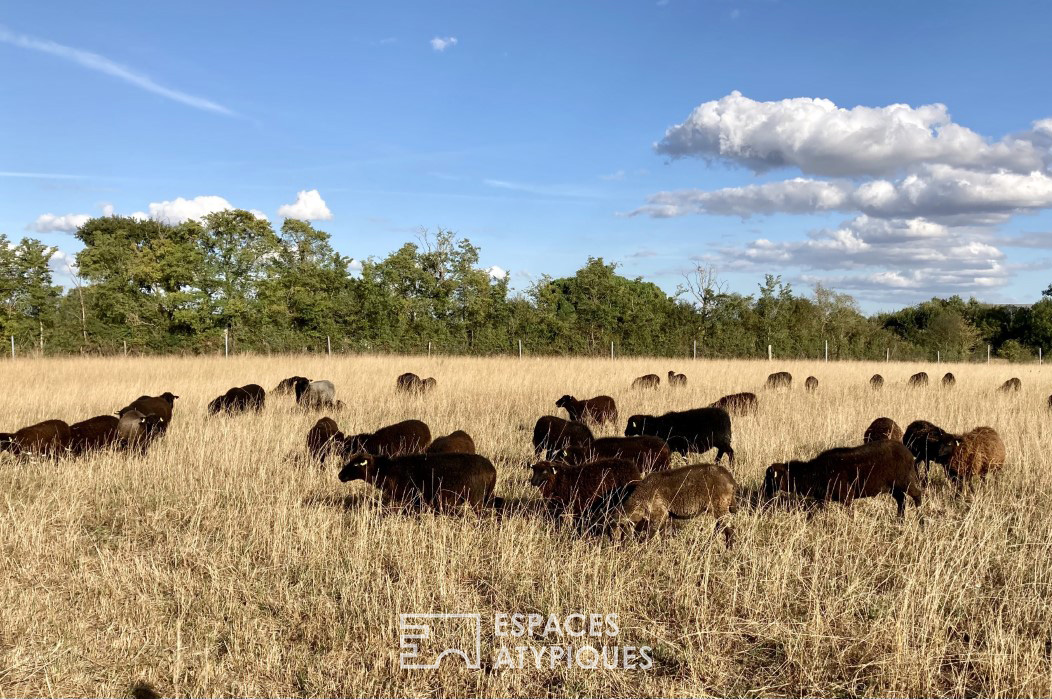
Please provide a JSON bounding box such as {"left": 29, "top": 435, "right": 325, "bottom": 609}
{"left": 0, "top": 419, "right": 72, "bottom": 458}
{"left": 999, "top": 377, "right": 1022, "bottom": 392}
{"left": 273, "top": 376, "right": 308, "bottom": 394}
{"left": 903, "top": 419, "right": 952, "bottom": 483}
{"left": 625, "top": 407, "right": 733, "bottom": 463}
{"left": 863, "top": 417, "right": 904, "bottom": 444}
{"left": 532, "top": 416, "right": 594, "bottom": 458}
{"left": 667, "top": 371, "right": 687, "bottom": 387}
{"left": 306, "top": 417, "right": 343, "bottom": 463}
{"left": 709, "top": 392, "right": 758, "bottom": 416}
{"left": 804, "top": 376, "right": 818, "bottom": 392}
{"left": 118, "top": 392, "right": 178, "bottom": 423}
{"left": 764, "top": 440, "right": 922, "bottom": 518}
{"left": 870, "top": 374, "right": 885, "bottom": 390}
{"left": 935, "top": 426, "right": 1006, "bottom": 489}
{"left": 116, "top": 410, "right": 166, "bottom": 454}
{"left": 631, "top": 374, "right": 661, "bottom": 390}
{"left": 339, "top": 452, "right": 496, "bottom": 511}
{"left": 427, "top": 430, "right": 476, "bottom": 454}
{"left": 1048, "top": 394, "right": 1052, "bottom": 410}
{"left": 70, "top": 415, "right": 121, "bottom": 454}
{"left": 908, "top": 372, "right": 929, "bottom": 387}
{"left": 208, "top": 387, "right": 256, "bottom": 415}
{"left": 555, "top": 395, "right": 618, "bottom": 425}
{"left": 343, "top": 419, "right": 432, "bottom": 456}
{"left": 396, "top": 373, "right": 437, "bottom": 394}
{"left": 558, "top": 435, "right": 671, "bottom": 473}
{"left": 766, "top": 371, "right": 792, "bottom": 389}
{"left": 530, "top": 458, "right": 642, "bottom": 527}
{"left": 240, "top": 384, "right": 266, "bottom": 410}
{"left": 942, "top": 372, "right": 956, "bottom": 387}
{"left": 614, "top": 463, "right": 738, "bottom": 545}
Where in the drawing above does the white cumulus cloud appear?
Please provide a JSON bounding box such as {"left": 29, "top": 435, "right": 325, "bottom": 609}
{"left": 139, "top": 195, "right": 235, "bottom": 224}
{"left": 487, "top": 265, "right": 507, "bottom": 280}
{"left": 277, "top": 189, "right": 332, "bottom": 221}
{"left": 655, "top": 91, "right": 1044, "bottom": 177}
{"left": 27, "top": 212, "right": 90, "bottom": 232}
{"left": 430, "top": 36, "right": 458, "bottom": 52}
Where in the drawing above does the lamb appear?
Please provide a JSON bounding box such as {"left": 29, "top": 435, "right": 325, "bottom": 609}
{"left": 614, "top": 463, "right": 738, "bottom": 546}
{"left": 294, "top": 378, "right": 337, "bottom": 409}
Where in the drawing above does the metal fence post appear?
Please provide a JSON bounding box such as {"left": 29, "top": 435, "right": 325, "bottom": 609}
{"left": 224, "top": 328, "right": 229, "bottom": 358}
{"left": 767, "top": 344, "right": 772, "bottom": 361}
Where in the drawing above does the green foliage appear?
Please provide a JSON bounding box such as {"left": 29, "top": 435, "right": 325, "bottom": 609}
{"left": 3, "top": 217, "right": 1052, "bottom": 359}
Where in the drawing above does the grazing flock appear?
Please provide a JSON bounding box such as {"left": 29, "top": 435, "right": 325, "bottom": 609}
{"left": 0, "top": 368, "right": 1034, "bottom": 546}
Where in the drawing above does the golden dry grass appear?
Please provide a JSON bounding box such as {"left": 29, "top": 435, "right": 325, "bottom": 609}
{"left": 1, "top": 355, "right": 1050, "bottom": 697}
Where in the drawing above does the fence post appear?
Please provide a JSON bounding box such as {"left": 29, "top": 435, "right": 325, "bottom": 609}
{"left": 1040, "top": 348, "right": 1043, "bottom": 365}
{"left": 767, "top": 344, "right": 772, "bottom": 361}
{"left": 224, "top": 328, "right": 229, "bottom": 358}
{"left": 610, "top": 341, "right": 614, "bottom": 360}
{"left": 327, "top": 336, "right": 331, "bottom": 356}
{"left": 518, "top": 339, "right": 522, "bottom": 359}
{"left": 9, "top": 336, "right": 13, "bottom": 360}
{"left": 886, "top": 348, "right": 889, "bottom": 363}
{"left": 987, "top": 344, "right": 991, "bottom": 363}
{"left": 824, "top": 340, "right": 828, "bottom": 363}
{"left": 937, "top": 350, "right": 940, "bottom": 364}
{"left": 123, "top": 340, "right": 128, "bottom": 356}
{"left": 428, "top": 341, "right": 431, "bottom": 358}
{"left": 692, "top": 340, "right": 696, "bottom": 360}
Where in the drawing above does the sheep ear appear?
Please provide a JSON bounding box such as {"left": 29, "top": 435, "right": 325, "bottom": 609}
{"left": 356, "top": 458, "right": 368, "bottom": 466}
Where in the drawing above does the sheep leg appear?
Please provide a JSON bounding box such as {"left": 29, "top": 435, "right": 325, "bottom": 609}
{"left": 892, "top": 488, "right": 906, "bottom": 519}
{"left": 713, "top": 517, "right": 734, "bottom": 548}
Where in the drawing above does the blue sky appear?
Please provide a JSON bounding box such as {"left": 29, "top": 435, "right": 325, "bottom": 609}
{"left": 3, "top": 1, "right": 1052, "bottom": 311}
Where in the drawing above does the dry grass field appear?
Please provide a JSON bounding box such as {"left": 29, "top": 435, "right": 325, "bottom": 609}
{"left": 1, "top": 355, "right": 1051, "bottom": 697}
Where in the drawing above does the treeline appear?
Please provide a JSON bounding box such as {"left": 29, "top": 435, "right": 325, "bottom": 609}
{"left": 2, "top": 211, "right": 1051, "bottom": 361}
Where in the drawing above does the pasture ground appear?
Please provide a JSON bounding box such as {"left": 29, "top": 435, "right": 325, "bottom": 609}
{"left": 1, "top": 355, "right": 1050, "bottom": 697}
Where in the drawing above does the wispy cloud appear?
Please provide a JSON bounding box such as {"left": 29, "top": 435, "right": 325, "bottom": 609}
{"left": 483, "top": 178, "right": 602, "bottom": 199}
{"left": 430, "top": 36, "right": 458, "bottom": 52}
{"left": 0, "top": 24, "right": 235, "bottom": 116}
{"left": 0, "top": 170, "right": 88, "bottom": 179}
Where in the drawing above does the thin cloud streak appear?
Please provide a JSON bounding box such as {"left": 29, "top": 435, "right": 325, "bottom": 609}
{"left": 0, "top": 170, "right": 88, "bottom": 179}
{"left": 0, "top": 24, "right": 235, "bottom": 116}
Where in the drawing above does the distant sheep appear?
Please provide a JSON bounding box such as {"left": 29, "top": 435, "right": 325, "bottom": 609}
{"left": 870, "top": 374, "right": 884, "bottom": 390}
{"left": 764, "top": 441, "right": 922, "bottom": 519}
{"left": 709, "top": 392, "right": 757, "bottom": 416}
{"left": 273, "top": 376, "right": 308, "bottom": 394}
{"left": 942, "top": 372, "right": 956, "bottom": 387}
{"left": 397, "top": 373, "right": 437, "bottom": 394}
{"left": 766, "top": 372, "right": 792, "bottom": 389}
{"left": 555, "top": 395, "right": 618, "bottom": 425}
{"left": 667, "top": 371, "right": 687, "bottom": 387}
{"left": 294, "top": 378, "right": 337, "bottom": 409}
{"left": 863, "top": 417, "right": 904, "bottom": 444}
{"left": 625, "top": 407, "right": 733, "bottom": 464}
{"left": 207, "top": 386, "right": 264, "bottom": 415}
{"left": 118, "top": 393, "right": 178, "bottom": 424}
{"left": 804, "top": 376, "right": 818, "bottom": 392}
{"left": 999, "top": 378, "right": 1021, "bottom": 393}
{"left": 908, "top": 372, "right": 929, "bottom": 387}
{"left": 532, "top": 416, "right": 594, "bottom": 459}
{"left": 631, "top": 374, "right": 660, "bottom": 390}
{"left": 615, "top": 463, "right": 738, "bottom": 545}
{"left": 426, "top": 430, "right": 476, "bottom": 455}
{"left": 339, "top": 452, "right": 496, "bottom": 511}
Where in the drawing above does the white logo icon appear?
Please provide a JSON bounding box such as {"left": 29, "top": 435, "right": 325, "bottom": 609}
{"left": 399, "top": 613, "right": 482, "bottom": 670}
